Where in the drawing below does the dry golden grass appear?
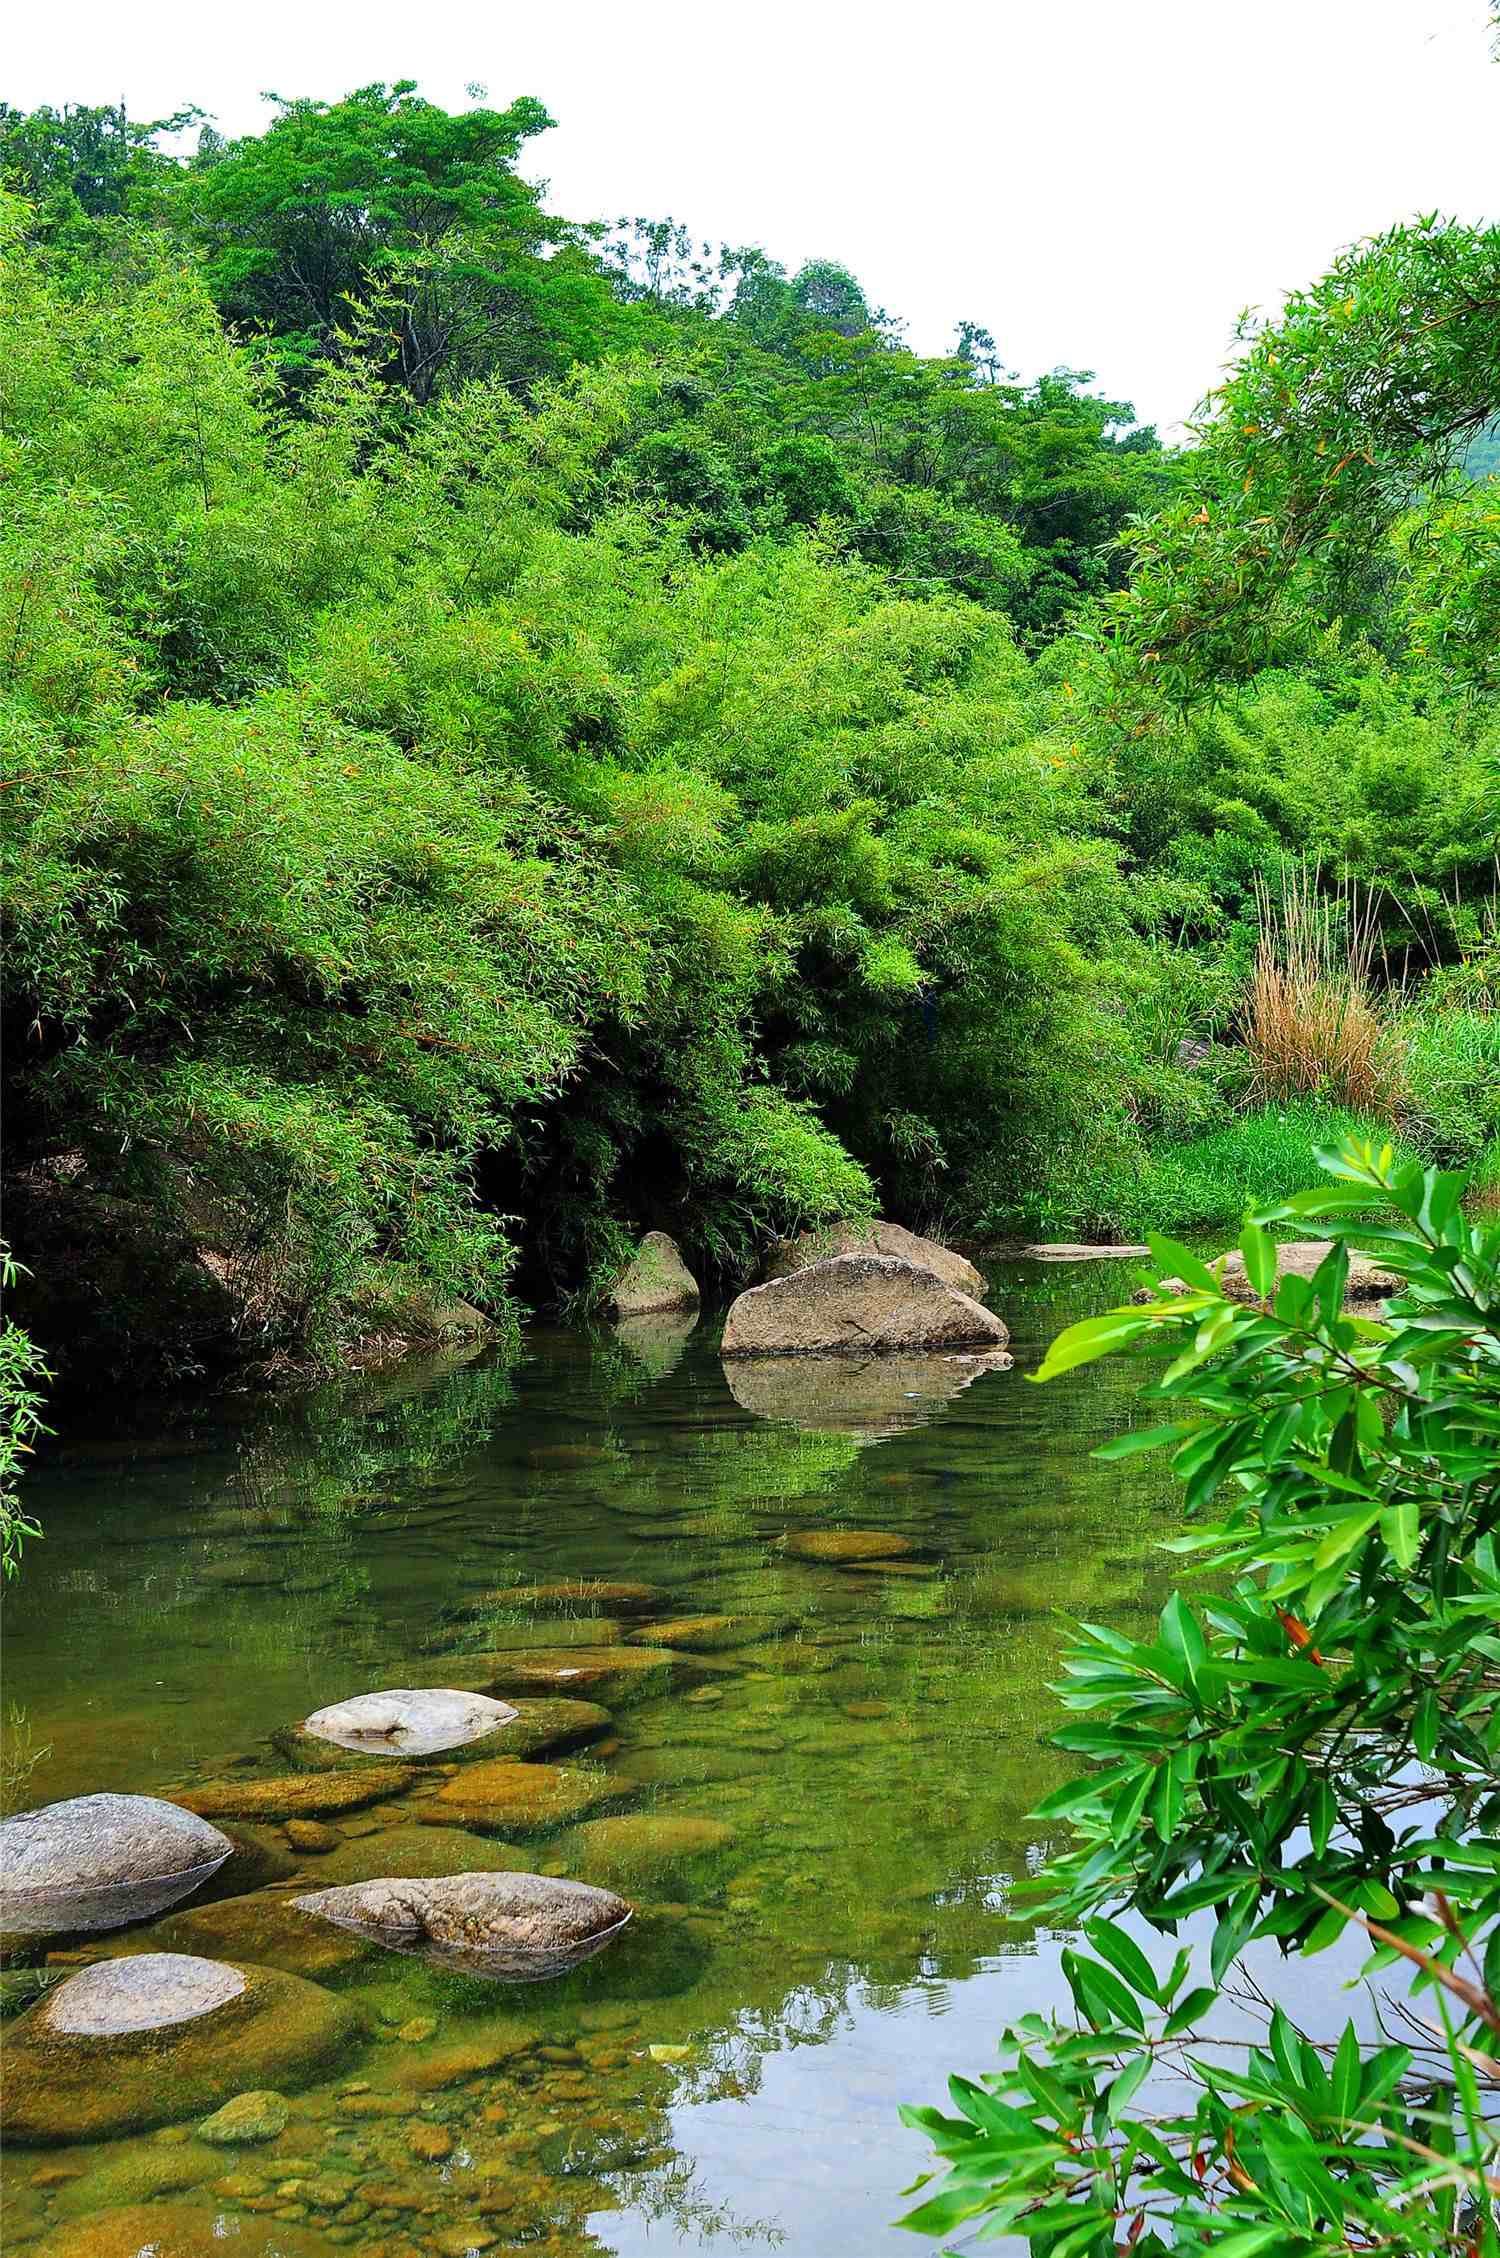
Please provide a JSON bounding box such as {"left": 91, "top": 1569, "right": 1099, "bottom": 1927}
{"left": 1243, "top": 866, "right": 1407, "bottom": 1115}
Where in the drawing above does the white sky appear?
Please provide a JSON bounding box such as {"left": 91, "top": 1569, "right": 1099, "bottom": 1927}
{"left": 5, "top": 0, "right": 1495, "bottom": 436}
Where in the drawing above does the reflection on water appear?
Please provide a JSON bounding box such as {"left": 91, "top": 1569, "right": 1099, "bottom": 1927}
{"left": 721, "top": 1348, "right": 1013, "bottom": 1436}
{"left": 2, "top": 1266, "right": 1179, "bottom": 2256}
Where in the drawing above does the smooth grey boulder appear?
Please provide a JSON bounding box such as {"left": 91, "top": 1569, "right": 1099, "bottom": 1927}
{"left": 724, "top": 1345, "right": 1011, "bottom": 1435}
{"left": 608, "top": 1231, "right": 700, "bottom": 1316}
{"left": 1134, "top": 1239, "right": 1402, "bottom": 1308}
{"left": 722, "top": 1254, "right": 1009, "bottom": 1358}
{"left": 295, "top": 1870, "right": 633, "bottom": 1982}
{"left": 0, "top": 1794, "right": 233, "bottom": 1936}
{"left": 297, "top": 1687, "right": 519, "bottom": 1760}
{"left": 765, "top": 1220, "right": 986, "bottom": 1298}
{"left": 41, "top": 1952, "right": 245, "bottom": 2036}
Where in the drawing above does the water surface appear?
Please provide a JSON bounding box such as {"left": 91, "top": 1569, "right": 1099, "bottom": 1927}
{"left": 3, "top": 1265, "right": 1182, "bottom": 2256}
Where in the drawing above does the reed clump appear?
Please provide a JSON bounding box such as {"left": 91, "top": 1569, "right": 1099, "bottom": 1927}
{"left": 1242, "top": 866, "right": 1406, "bottom": 1115}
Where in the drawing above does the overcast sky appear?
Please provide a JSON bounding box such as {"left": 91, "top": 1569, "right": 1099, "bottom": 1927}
{"left": 6, "top": 0, "right": 1495, "bottom": 435}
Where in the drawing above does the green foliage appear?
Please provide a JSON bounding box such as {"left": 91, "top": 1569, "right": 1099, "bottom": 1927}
{"left": 1111, "top": 216, "right": 1500, "bottom": 694}
{"left": 0, "top": 1250, "right": 49, "bottom": 1578}
{"left": 903, "top": 1141, "right": 1500, "bottom": 2253}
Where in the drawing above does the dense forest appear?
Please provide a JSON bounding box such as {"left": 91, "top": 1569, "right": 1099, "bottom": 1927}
{"left": 1, "top": 86, "right": 1497, "bottom": 1394}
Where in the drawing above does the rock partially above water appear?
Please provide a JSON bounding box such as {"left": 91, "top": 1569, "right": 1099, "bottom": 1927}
{"left": 5, "top": 1955, "right": 358, "bottom": 2144}
{"left": 782, "top": 1529, "right": 914, "bottom": 1563}
{"left": 1134, "top": 1238, "right": 1402, "bottom": 1308}
{"left": 608, "top": 1231, "right": 700, "bottom": 1316}
{"left": 766, "top": 1220, "right": 986, "bottom": 1298}
{"left": 0, "top": 1794, "right": 234, "bottom": 1938}
{"left": 722, "top": 1256, "right": 1009, "bottom": 1358}
{"left": 43, "top": 1953, "right": 244, "bottom": 2036}
{"left": 724, "top": 1347, "right": 1011, "bottom": 1436}
{"left": 298, "top": 1687, "right": 519, "bottom": 1760}
{"left": 294, "top": 1870, "right": 633, "bottom": 1981}
{"left": 167, "top": 1764, "right": 414, "bottom": 1822}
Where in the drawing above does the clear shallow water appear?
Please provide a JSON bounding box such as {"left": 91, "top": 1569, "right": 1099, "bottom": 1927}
{"left": 2, "top": 1266, "right": 1185, "bottom": 2257}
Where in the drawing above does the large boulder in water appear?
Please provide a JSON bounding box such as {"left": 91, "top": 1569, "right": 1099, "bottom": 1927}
{"left": 294, "top": 1870, "right": 633, "bottom": 1981}
{"left": 608, "top": 1231, "right": 700, "bottom": 1316}
{"left": 722, "top": 1255, "right": 1008, "bottom": 1358}
{"left": 294, "top": 1686, "right": 519, "bottom": 1760}
{"left": 0, "top": 1794, "right": 233, "bottom": 1938}
{"left": 766, "top": 1220, "right": 986, "bottom": 1298}
{"left": 4, "top": 1953, "right": 359, "bottom": 2144}
{"left": 1133, "top": 1239, "right": 1402, "bottom": 1308}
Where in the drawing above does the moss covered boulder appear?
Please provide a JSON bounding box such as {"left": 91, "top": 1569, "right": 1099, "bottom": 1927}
{"left": 5, "top": 1953, "right": 361, "bottom": 2144}
{"left": 275, "top": 1694, "right": 610, "bottom": 1770}
{"left": 32, "top": 2205, "right": 329, "bottom": 2258}
{"left": 124, "top": 1882, "right": 383, "bottom": 1981}
{"left": 480, "top": 1579, "right": 665, "bottom": 1616}
{"left": 456, "top": 1647, "right": 687, "bottom": 1703}
{"left": 782, "top": 1529, "right": 913, "bottom": 1563}
{"left": 425, "top": 1761, "right": 634, "bottom": 1836}
{"left": 559, "top": 1814, "right": 737, "bottom": 1892}
{"left": 624, "top": 1615, "right": 784, "bottom": 1653}
{"left": 608, "top": 1231, "right": 700, "bottom": 1316}
{"left": 167, "top": 1764, "right": 414, "bottom": 1821}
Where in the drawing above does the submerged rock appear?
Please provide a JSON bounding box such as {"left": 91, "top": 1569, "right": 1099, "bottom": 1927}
{"left": 426, "top": 1759, "right": 633, "bottom": 1835}
{"left": 457, "top": 1646, "right": 687, "bottom": 1703}
{"left": 167, "top": 1764, "right": 414, "bottom": 1821}
{"left": 559, "top": 1814, "right": 736, "bottom": 1891}
{"left": 1134, "top": 1238, "right": 1402, "bottom": 1308}
{"left": 295, "top": 1871, "right": 633, "bottom": 1982}
{"left": 196, "top": 2088, "right": 289, "bottom": 2145}
{"left": 766, "top": 1220, "right": 986, "bottom": 1298}
{"left": 782, "top": 1529, "right": 913, "bottom": 1563}
{"left": 296, "top": 1687, "right": 519, "bottom": 1760}
{"left": 0, "top": 1794, "right": 233, "bottom": 1938}
{"left": 5, "top": 1954, "right": 359, "bottom": 2144}
{"left": 303, "top": 1820, "right": 531, "bottom": 1887}
{"left": 724, "top": 1346, "right": 1011, "bottom": 1436}
{"left": 128, "top": 1880, "right": 381, "bottom": 1981}
{"left": 722, "top": 1255, "right": 1008, "bottom": 1358}
{"left": 624, "top": 1615, "right": 783, "bottom": 1653}
{"left": 479, "top": 1580, "right": 665, "bottom": 1616}
{"left": 608, "top": 1231, "right": 700, "bottom": 1316}
{"left": 31, "top": 2204, "right": 329, "bottom": 2258}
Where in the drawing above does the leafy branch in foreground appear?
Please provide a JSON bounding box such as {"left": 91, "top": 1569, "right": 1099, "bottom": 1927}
{"left": 900, "top": 1137, "right": 1500, "bottom": 2254}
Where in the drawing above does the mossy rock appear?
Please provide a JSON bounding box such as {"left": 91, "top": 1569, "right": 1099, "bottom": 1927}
{"left": 781, "top": 1529, "right": 913, "bottom": 1563}
{"left": 5, "top": 1957, "right": 362, "bottom": 2145}
{"left": 557, "top": 1814, "right": 737, "bottom": 1892}
{"left": 32, "top": 2205, "right": 329, "bottom": 2258}
{"left": 608, "top": 1231, "right": 700, "bottom": 1317}
{"left": 273, "top": 1695, "right": 610, "bottom": 1771}
{"left": 166, "top": 1765, "right": 414, "bottom": 1822}
{"left": 424, "top": 1760, "right": 635, "bottom": 1836}
{"left": 122, "top": 1884, "right": 383, "bottom": 1982}
{"left": 449, "top": 1647, "right": 689, "bottom": 1703}
{"left": 299, "top": 1820, "right": 532, "bottom": 1887}
{"left": 478, "top": 1579, "right": 665, "bottom": 1616}
{"left": 624, "top": 1614, "right": 786, "bottom": 1653}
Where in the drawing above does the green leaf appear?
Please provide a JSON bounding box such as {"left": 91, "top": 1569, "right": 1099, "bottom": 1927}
{"left": 1239, "top": 1220, "right": 1278, "bottom": 1299}
{"left": 1145, "top": 1232, "right": 1223, "bottom": 1294}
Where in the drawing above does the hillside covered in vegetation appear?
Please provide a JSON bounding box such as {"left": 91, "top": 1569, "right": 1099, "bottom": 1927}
{"left": 2, "top": 87, "right": 1497, "bottom": 1391}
